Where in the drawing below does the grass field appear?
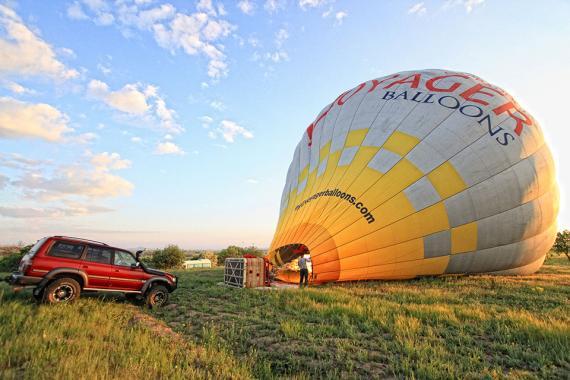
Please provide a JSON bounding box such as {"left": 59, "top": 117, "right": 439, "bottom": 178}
{"left": 1, "top": 256, "right": 569, "bottom": 379}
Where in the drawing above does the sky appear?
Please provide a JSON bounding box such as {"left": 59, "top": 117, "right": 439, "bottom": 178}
{"left": 0, "top": 0, "right": 568, "bottom": 249}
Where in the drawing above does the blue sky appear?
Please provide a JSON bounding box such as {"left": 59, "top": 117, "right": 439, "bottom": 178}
{"left": 0, "top": 0, "right": 568, "bottom": 248}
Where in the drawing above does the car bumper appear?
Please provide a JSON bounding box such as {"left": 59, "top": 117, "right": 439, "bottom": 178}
{"left": 5, "top": 272, "right": 43, "bottom": 287}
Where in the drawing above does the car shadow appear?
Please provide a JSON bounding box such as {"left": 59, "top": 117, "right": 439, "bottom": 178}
{"left": 0, "top": 282, "right": 143, "bottom": 307}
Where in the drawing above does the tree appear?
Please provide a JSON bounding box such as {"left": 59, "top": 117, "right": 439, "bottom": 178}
{"left": 553, "top": 230, "right": 570, "bottom": 261}
{"left": 216, "top": 245, "right": 266, "bottom": 266}
{"left": 200, "top": 250, "right": 218, "bottom": 267}
{"left": 150, "top": 245, "right": 186, "bottom": 269}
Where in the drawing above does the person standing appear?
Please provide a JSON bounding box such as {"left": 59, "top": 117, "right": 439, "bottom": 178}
{"left": 298, "top": 255, "right": 310, "bottom": 288}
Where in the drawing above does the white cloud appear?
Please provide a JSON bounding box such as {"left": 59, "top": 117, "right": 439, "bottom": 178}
{"left": 444, "top": 0, "right": 485, "bottom": 13}
{"left": 299, "top": 0, "right": 327, "bottom": 10}
{"left": 59, "top": 47, "right": 77, "bottom": 59}
{"left": 464, "top": 0, "right": 485, "bottom": 12}
{"left": 87, "top": 79, "right": 182, "bottom": 133}
{"left": 0, "top": 153, "right": 48, "bottom": 171}
{"left": 0, "top": 97, "right": 71, "bottom": 142}
{"left": 237, "top": 0, "right": 256, "bottom": 15}
{"left": 0, "top": 204, "right": 114, "bottom": 218}
{"left": 154, "top": 141, "right": 185, "bottom": 155}
{"left": 0, "top": 173, "right": 8, "bottom": 189}
{"left": 2, "top": 80, "right": 36, "bottom": 95}
{"left": 95, "top": 12, "right": 115, "bottom": 26}
{"left": 97, "top": 63, "right": 112, "bottom": 75}
{"left": 210, "top": 100, "right": 225, "bottom": 111}
{"left": 131, "top": 136, "right": 142, "bottom": 143}
{"left": 90, "top": 152, "right": 131, "bottom": 171}
{"left": 151, "top": 12, "right": 235, "bottom": 79}
{"left": 0, "top": 5, "right": 79, "bottom": 80}
{"left": 12, "top": 161, "right": 133, "bottom": 200}
{"left": 87, "top": 80, "right": 149, "bottom": 115}
{"left": 72, "top": 132, "right": 99, "bottom": 144}
{"left": 265, "top": 51, "right": 288, "bottom": 63}
{"left": 197, "top": 0, "right": 217, "bottom": 16}
{"left": 265, "top": 0, "right": 285, "bottom": 13}
{"left": 275, "top": 28, "right": 288, "bottom": 47}
{"left": 217, "top": 120, "right": 253, "bottom": 143}
{"left": 322, "top": 6, "right": 333, "bottom": 18}
{"left": 67, "top": 2, "right": 88, "bottom": 20}
{"left": 69, "top": 1, "right": 235, "bottom": 79}
{"left": 408, "top": 2, "right": 427, "bottom": 15}
{"left": 335, "top": 11, "right": 348, "bottom": 25}
{"left": 246, "top": 178, "right": 259, "bottom": 184}
{"left": 200, "top": 115, "right": 214, "bottom": 128}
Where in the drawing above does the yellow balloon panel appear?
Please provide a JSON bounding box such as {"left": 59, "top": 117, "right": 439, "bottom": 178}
{"left": 267, "top": 69, "right": 559, "bottom": 283}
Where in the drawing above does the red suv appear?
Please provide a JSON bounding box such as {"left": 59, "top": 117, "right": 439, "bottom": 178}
{"left": 5, "top": 236, "right": 177, "bottom": 308}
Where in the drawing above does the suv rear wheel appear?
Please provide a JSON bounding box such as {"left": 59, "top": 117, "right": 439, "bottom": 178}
{"left": 43, "top": 278, "right": 81, "bottom": 304}
{"left": 145, "top": 285, "right": 169, "bottom": 308}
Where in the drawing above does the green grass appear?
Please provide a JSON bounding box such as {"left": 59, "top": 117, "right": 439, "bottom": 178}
{"left": 1, "top": 255, "right": 569, "bottom": 379}
{"left": 154, "top": 255, "right": 570, "bottom": 379}
{"left": 0, "top": 288, "right": 252, "bottom": 379}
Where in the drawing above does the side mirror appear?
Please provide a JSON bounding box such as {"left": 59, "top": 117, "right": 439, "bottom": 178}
{"left": 135, "top": 249, "right": 144, "bottom": 261}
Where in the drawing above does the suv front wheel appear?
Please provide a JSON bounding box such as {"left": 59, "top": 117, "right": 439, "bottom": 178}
{"left": 43, "top": 278, "right": 81, "bottom": 304}
{"left": 145, "top": 285, "right": 169, "bottom": 308}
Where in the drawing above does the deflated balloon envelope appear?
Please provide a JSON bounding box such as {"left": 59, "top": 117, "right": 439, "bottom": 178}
{"left": 266, "top": 69, "right": 559, "bottom": 283}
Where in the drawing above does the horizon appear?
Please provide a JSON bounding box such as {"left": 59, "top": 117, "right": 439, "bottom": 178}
{"left": 1, "top": 0, "right": 569, "bottom": 249}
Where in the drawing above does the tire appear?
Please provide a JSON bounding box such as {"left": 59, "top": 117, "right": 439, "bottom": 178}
{"left": 145, "top": 285, "right": 169, "bottom": 309}
{"left": 42, "top": 278, "right": 81, "bottom": 304}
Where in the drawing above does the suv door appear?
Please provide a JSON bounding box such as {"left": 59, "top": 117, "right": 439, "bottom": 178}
{"left": 80, "top": 246, "right": 113, "bottom": 289}
{"left": 110, "top": 250, "right": 147, "bottom": 291}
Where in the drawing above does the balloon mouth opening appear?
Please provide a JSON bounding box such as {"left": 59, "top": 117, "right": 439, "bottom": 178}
{"left": 270, "top": 243, "right": 312, "bottom": 281}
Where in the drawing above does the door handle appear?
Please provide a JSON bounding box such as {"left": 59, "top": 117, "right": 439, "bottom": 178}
{"left": 82, "top": 265, "right": 88, "bottom": 269}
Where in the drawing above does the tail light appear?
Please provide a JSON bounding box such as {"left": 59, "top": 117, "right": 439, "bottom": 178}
{"left": 18, "top": 258, "right": 30, "bottom": 274}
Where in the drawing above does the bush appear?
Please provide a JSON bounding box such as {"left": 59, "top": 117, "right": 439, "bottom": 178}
{"left": 149, "top": 245, "right": 186, "bottom": 269}
{"left": 0, "top": 245, "right": 32, "bottom": 272}
{"left": 216, "top": 245, "right": 265, "bottom": 266}
{"left": 200, "top": 250, "right": 218, "bottom": 267}
{"left": 553, "top": 230, "right": 569, "bottom": 261}
{"left": 0, "top": 253, "right": 22, "bottom": 272}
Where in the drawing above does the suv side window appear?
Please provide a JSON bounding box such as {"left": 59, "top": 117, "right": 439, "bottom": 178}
{"left": 85, "top": 246, "right": 113, "bottom": 265}
{"left": 114, "top": 251, "right": 137, "bottom": 267}
{"left": 49, "top": 241, "right": 85, "bottom": 259}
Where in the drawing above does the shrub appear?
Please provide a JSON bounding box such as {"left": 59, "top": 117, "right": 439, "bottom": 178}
{"left": 200, "top": 251, "right": 218, "bottom": 267}
{"left": 216, "top": 245, "right": 265, "bottom": 266}
{"left": 150, "top": 245, "right": 186, "bottom": 269}
{"left": 0, "top": 245, "right": 32, "bottom": 272}
{"left": 0, "top": 253, "right": 22, "bottom": 272}
{"left": 553, "top": 230, "right": 569, "bottom": 261}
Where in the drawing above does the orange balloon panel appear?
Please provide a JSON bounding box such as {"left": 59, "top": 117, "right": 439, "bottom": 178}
{"left": 266, "top": 69, "right": 559, "bottom": 283}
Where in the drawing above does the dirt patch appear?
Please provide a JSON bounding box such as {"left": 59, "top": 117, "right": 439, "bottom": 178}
{"left": 129, "top": 310, "right": 184, "bottom": 343}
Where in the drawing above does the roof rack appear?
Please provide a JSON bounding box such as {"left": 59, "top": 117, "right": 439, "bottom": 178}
{"left": 53, "top": 236, "right": 109, "bottom": 246}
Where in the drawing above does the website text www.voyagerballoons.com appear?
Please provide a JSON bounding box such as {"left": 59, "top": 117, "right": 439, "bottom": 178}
{"left": 294, "top": 188, "right": 375, "bottom": 224}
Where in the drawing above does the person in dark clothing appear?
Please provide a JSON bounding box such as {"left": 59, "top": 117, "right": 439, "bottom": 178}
{"left": 298, "top": 255, "right": 310, "bottom": 288}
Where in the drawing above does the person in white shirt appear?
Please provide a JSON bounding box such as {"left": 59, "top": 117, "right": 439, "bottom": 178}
{"left": 298, "top": 255, "right": 310, "bottom": 288}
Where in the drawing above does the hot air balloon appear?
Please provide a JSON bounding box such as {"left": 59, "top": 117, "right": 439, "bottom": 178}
{"left": 266, "top": 69, "right": 559, "bottom": 283}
